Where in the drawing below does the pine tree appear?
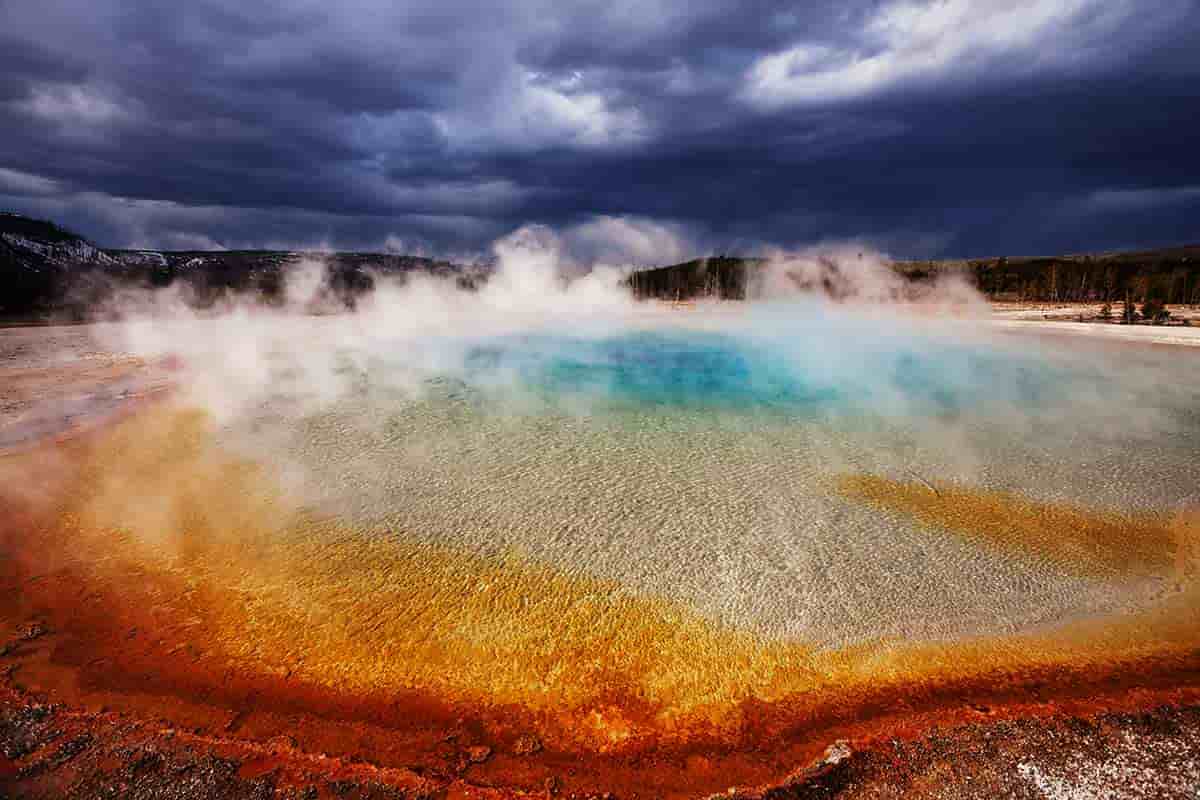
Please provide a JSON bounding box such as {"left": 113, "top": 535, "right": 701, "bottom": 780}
{"left": 1122, "top": 291, "right": 1138, "bottom": 324}
{"left": 1141, "top": 297, "right": 1169, "bottom": 324}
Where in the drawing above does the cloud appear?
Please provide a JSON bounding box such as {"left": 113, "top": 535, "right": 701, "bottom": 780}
{"left": 433, "top": 70, "right": 648, "bottom": 152}
{"left": 1, "top": 188, "right": 510, "bottom": 254}
{"left": 0, "top": 0, "right": 1197, "bottom": 257}
{"left": 20, "top": 83, "right": 133, "bottom": 125}
{"left": 0, "top": 168, "right": 62, "bottom": 197}
{"left": 741, "top": 0, "right": 1161, "bottom": 108}
{"left": 1084, "top": 186, "right": 1200, "bottom": 213}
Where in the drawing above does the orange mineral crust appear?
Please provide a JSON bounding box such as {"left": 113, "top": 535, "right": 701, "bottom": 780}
{"left": 2, "top": 406, "right": 1200, "bottom": 797}
{"left": 838, "top": 474, "right": 1191, "bottom": 579}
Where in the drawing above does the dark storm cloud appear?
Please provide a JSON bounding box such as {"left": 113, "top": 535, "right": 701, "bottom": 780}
{"left": 0, "top": 0, "right": 1197, "bottom": 258}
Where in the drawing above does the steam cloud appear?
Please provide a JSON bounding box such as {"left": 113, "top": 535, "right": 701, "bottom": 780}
{"left": 7, "top": 219, "right": 1198, "bottom": 741}
{"left": 85, "top": 221, "right": 1194, "bottom": 457}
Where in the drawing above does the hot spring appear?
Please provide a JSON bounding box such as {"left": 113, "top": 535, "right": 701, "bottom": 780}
{"left": 198, "top": 305, "right": 1196, "bottom": 647}
{"left": 3, "top": 256, "right": 1200, "bottom": 795}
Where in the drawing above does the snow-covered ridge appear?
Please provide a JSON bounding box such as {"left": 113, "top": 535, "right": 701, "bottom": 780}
{"left": 115, "top": 250, "right": 169, "bottom": 268}
{"left": 1, "top": 232, "right": 115, "bottom": 271}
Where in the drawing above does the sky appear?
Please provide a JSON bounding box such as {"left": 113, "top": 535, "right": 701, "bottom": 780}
{"left": 1, "top": 0, "right": 1198, "bottom": 261}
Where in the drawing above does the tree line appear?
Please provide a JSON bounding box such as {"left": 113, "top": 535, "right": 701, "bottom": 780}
{"left": 626, "top": 247, "right": 1200, "bottom": 306}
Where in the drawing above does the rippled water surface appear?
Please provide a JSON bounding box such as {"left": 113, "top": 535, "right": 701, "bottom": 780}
{"left": 215, "top": 312, "right": 1200, "bottom": 648}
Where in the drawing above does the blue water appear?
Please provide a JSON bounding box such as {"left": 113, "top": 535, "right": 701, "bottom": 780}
{"left": 456, "top": 329, "right": 1072, "bottom": 420}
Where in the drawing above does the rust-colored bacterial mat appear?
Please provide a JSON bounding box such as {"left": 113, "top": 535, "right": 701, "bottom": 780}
{"left": 3, "top": 400, "right": 1200, "bottom": 797}
{"left": 3, "top": 311, "right": 1200, "bottom": 797}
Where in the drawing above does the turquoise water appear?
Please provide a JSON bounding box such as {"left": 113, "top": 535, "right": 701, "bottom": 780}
{"left": 456, "top": 328, "right": 1076, "bottom": 422}
{"left": 464, "top": 332, "right": 841, "bottom": 412}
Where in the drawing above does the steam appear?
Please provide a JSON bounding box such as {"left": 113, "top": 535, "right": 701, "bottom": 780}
{"left": 6, "top": 219, "right": 1199, "bottom": 738}
{"left": 752, "top": 244, "right": 987, "bottom": 313}
{"left": 4, "top": 218, "right": 1198, "bottom": 766}
{"left": 478, "top": 224, "right": 634, "bottom": 313}
{"left": 86, "top": 224, "right": 628, "bottom": 424}
{"left": 84, "top": 222, "right": 1195, "bottom": 443}
{"left": 56, "top": 211, "right": 1191, "bottom": 537}
{"left": 87, "top": 226, "right": 995, "bottom": 429}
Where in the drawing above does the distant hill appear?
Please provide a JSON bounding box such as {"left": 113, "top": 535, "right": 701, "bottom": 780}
{"left": 894, "top": 247, "right": 1200, "bottom": 305}
{"left": 627, "top": 247, "right": 1200, "bottom": 305}
{"left": 1, "top": 212, "right": 118, "bottom": 319}
{"left": 0, "top": 212, "right": 485, "bottom": 320}
{"left": 6, "top": 211, "right": 1199, "bottom": 319}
